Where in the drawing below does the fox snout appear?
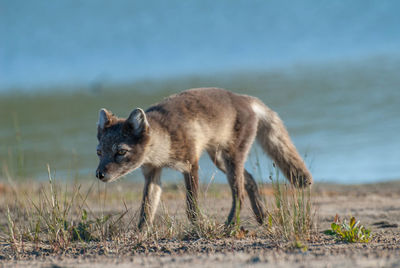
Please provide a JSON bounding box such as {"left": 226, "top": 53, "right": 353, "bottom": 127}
{"left": 96, "top": 168, "right": 105, "bottom": 180}
{"left": 96, "top": 166, "right": 108, "bottom": 181}
{"left": 96, "top": 159, "right": 114, "bottom": 182}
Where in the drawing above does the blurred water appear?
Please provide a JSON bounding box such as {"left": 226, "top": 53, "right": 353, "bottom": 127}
{"left": 0, "top": 1, "right": 399, "bottom": 183}
{"left": 1, "top": 0, "right": 400, "bottom": 89}
{"left": 1, "top": 58, "right": 399, "bottom": 183}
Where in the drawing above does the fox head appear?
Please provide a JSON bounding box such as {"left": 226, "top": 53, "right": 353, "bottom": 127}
{"left": 96, "top": 108, "right": 150, "bottom": 182}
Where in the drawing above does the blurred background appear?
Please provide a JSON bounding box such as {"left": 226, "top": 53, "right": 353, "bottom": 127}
{"left": 1, "top": 0, "right": 399, "bottom": 184}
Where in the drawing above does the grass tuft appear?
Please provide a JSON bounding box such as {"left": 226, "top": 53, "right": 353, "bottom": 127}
{"left": 263, "top": 164, "right": 315, "bottom": 243}
{"left": 2, "top": 165, "right": 130, "bottom": 254}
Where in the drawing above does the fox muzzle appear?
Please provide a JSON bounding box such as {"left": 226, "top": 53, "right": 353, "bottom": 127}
{"left": 96, "top": 169, "right": 106, "bottom": 180}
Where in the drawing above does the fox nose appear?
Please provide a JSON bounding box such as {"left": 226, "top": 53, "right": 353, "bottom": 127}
{"left": 96, "top": 170, "right": 105, "bottom": 180}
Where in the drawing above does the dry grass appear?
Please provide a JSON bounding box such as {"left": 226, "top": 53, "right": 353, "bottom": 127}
{"left": 265, "top": 167, "right": 315, "bottom": 243}
{"left": 0, "top": 163, "right": 317, "bottom": 260}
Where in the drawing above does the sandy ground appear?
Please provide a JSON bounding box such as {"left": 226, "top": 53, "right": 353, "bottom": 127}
{"left": 1, "top": 181, "right": 400, "bottom": 267}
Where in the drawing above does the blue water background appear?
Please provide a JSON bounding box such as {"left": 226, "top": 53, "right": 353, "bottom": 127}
{"left": 1, "top": 1, "right": 399, "bottom": 183}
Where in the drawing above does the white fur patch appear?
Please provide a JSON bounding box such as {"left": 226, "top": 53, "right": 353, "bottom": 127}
{"left": 144, "top": 128, "right": 172, "bottom": 167}
{"left": 251, "top": 102, "right": 266, "bottom": 118}
{"left": 190, "top": 121, "right": 208, "bottom": 158}
{"left": 148, "top": 184, "right": 162, "bottom": 221}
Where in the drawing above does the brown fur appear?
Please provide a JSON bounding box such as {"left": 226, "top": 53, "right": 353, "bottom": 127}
{"left": 96, "top": 88, "right": 312, "bottom": 229}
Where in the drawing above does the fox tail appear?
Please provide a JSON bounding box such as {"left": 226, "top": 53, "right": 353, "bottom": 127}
{"left": 251, "top": 99, "right": 313, "bottom": 187}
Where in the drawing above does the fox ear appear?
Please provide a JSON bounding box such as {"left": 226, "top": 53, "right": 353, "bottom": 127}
{"left": 97, "top": 108, "right": 114, "bottom": 131}
{"left": 124, "top": 108, "right": 149, "bottom": 137}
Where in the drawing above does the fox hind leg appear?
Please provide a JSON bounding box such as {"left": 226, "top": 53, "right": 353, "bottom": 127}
{"left": 208, "top": 149, "right": 266, "bottom": 225}
{"left": 223, "top": 154, "right": 245, "bottom": 226}
{"left": 244, "top": 170, "right": 266, "bottom": 224}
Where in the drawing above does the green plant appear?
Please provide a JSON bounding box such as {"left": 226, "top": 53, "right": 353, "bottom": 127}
{"left": 70, "top": 209, "right": 96, "bottom": 242}
{"left": 291, "top": 239, "right": 308, "bottom": 252}
{"left": 324, "top": 215, "right": 371, "bottom": 243}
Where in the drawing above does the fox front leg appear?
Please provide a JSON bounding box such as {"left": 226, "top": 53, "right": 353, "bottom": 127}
{"left": 138, "top": 166, "right": 162, "bottom": 230}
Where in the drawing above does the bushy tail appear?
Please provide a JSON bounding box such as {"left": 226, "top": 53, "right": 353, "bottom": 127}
{"left": 252, "top": 100, "right": 312, "bottom": 187}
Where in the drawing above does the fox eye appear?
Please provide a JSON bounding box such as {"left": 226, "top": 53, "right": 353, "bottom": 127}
{"left": 97, "top": 149, "right": 102, "bottom": 156}
{"left": 117, "top": 149, "right": 127, "bottom": 156}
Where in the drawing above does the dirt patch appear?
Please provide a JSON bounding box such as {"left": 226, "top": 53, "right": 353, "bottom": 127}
{"left": 1, "top": 181, "right": 400, "bottom": 267}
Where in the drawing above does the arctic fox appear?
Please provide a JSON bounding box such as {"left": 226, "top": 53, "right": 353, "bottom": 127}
{"left": 96, "top": 88, "right": 312, "bottom": 229}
